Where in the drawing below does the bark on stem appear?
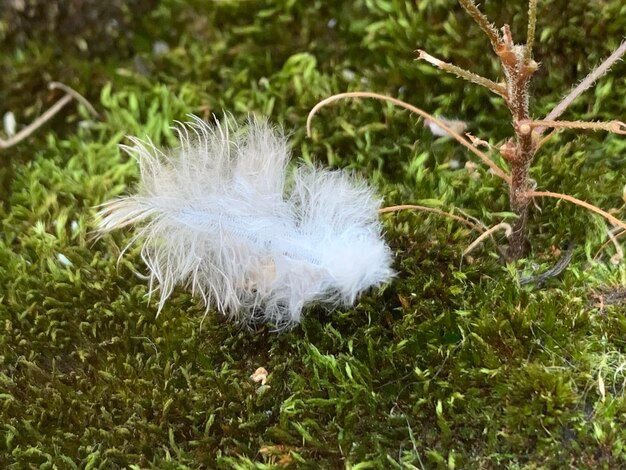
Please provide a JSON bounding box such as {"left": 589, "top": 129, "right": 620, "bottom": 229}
{"left": 507, "top": 160, "right": 532, "bottom": 260}
{"left": 496, "top": 25, "right": 538, "bottom": 260}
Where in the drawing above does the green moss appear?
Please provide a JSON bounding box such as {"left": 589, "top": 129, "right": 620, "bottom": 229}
{"left": 2, "top": 0, "right": 626, "bottom": 467}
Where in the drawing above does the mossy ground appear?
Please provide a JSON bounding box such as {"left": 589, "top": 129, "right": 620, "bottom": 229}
{"left": 1, "top": 0, "right": 626, "bottom": 468}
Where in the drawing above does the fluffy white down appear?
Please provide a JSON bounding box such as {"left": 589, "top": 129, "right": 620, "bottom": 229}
{"left": 97, "top": 115, "right": 394, "bottom": 328}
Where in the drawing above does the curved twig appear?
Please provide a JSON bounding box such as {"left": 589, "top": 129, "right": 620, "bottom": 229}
{"left": 381, "top": 204, "right": 511, "bottom": 257}
{"left": 593, "top": 227, "right": 626, "bottom": 262}
{"left": 463, "top": 222, "right": 512, "bottom": 256}
{"left": 49, "top": 82, "right": 100, "bottom": 118}
{"left": 0, "top": 94, "right": 73, "bottom": 149}
{"left": 527, "top": 190, "right": 626, "bottom": 231}
{"left": 379, "top": 204, "right": 483, "bottom": 232}
{"left": 1, "top": 82, "right": 99, "bottom": 150}
{"left": 306, "top": 91, "right": 511, "bottom": 183}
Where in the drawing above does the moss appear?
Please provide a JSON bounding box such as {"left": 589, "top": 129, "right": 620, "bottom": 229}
{"left": 1, "top": 0, "right": 626, "bottom": 467}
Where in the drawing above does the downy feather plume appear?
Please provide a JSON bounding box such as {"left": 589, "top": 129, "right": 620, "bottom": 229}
{"left": 97, "top": 115, "right": 394, "bottom": 328}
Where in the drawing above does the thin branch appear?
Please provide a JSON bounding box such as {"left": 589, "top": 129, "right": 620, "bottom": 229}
{"left": 594, "top": 227, "right": 626, "bottom": 261}
{"left": 0, "top": 94, "right": 73, "bottom": 149}
{"left": 417, "top": 50, "right": 507, "bottom": 98}
{"left": 1, "top": 82, "right": 99, "bottom": 150}
{"left": 534, "top": 129, "right": 558, "bottom": 152}
{"left": 607, "top": 227, "right": 624, "bottom": 264}
{"left": 528, "top": 190, "right": 626, "bottom": 231}
{"left": 379, "top": 204, "right": 483, "bottom": 232}
{"left": 382, "top": 204, "right": 508, "bottom": 257}
{"left": 458, "top": 0, "right": 501, "bottom": 50}
{"left": 463, "top": 222, "right": 512, "bottom": 256}
{"left": 456, "top": 207, "right": 490, "bottom": 232}
{"left": 306, "top": 91, "right": 511, "bottom": 183}
{"left": 543, "top": 40, "right": 626, "bottom": 125}
{"left": 525, "top": 0, "right": 538, "bottom": 62}
{"left": 522, "top": 119, "right": 626, "bottom": 135}
{"left": 49, "top": 82, "right": 99, "bottom": 118}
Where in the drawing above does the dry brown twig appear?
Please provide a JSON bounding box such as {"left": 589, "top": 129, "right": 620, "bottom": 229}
{"left": 463, "top": 222, "right": 513, "bottom": 257}
{"left": 380, "top": 204, "right": 508, "bottom": 259}
{"left": 606, "top": 228, "right": 624, "bottom": 265}
{"left": 0, "top": 82, "right": 97, "bottom": 150}
{"left": 307, "top": 0, "right": 626, "bottom": 261}
{"left": 378, "top": 204, "right": 481, "bottom": 231}
{"left": 307, "top": 91, "right": 510, "bottom": 182}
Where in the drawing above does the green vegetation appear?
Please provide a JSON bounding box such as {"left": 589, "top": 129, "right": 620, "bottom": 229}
{"left": 1, "top": 0, "right": 626, "bottom": 467}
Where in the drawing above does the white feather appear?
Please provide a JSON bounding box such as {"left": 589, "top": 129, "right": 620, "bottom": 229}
{"left": 97, "top": 115, "right": 394, "bottom": 328}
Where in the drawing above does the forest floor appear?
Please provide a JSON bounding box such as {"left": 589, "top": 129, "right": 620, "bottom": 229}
{"left": 1, "top": 0, "right": 626, "bottom": 468}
